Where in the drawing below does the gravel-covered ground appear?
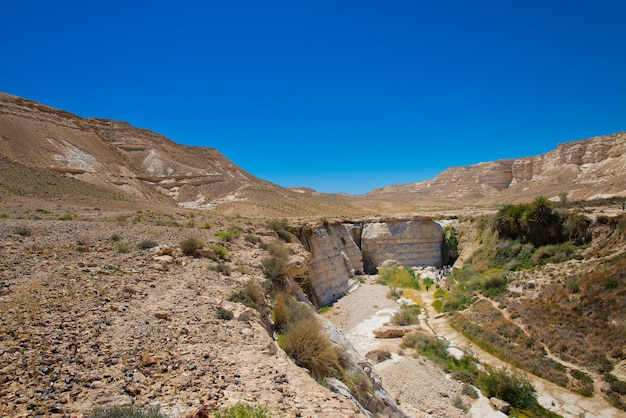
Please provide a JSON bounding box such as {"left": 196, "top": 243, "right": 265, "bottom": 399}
{"left": 324, "top": 281, "right": 471, "bottom": 418}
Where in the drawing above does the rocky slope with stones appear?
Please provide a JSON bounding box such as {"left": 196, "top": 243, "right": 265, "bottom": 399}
{"left": 0, "top": 92, "right": 406, "bottom": 219}
{"left": 0, "top": 214, "right": 371, "bottom": 417}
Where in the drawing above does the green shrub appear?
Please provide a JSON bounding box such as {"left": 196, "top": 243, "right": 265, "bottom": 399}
{"left": 137, "top": 240, "right": 158, "bottom": 250}
{"left": 214, "top": 402, "right": 273, "bottom": 418}
{"left": 478, "top": 368, "right": 537, "bottom": 409}
{"left": 202, "top": 222, "right": 212, "bottom": 229}
{"left": 180, "top": 237, "right": 204, "bottom": 255}
{"left": 115, "top": 242, "right": 132, "bottom": 253}
{"left": 184, "top": 220, "right": 195, "bottom": 228}
{"left": 215, "top": 227, "right": 241, "bottom": 242}
{"left": 59, "top": 213, "right": 75, "bottom": 221}
{"left": 212, "top": 245, "right": 228, "bottom": 259}
{"left": 377, "top": 265, "right": 420, "bottom": 289}
{"left": 89, "top": 405, "right": 167, "bottom": 418}
{"left": 245, "top": 234, "right": 261, "bottom": 244}
{"left": 110, "top": 233, "right": 121, "bottom": 242}
{"left": 217, "top": 308, "right": 234, "bottom": 320}
{"left": 391, "top": 303, "right": 421, "bottom": 325}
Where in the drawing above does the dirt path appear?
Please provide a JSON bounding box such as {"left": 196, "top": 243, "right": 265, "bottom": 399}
{"left": 419, "top": 290, "right": 625, "bottom": 418}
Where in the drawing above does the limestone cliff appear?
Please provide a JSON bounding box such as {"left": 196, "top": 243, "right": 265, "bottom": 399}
{"left": 361, "top": 219, "right": 444, "bottom": 273}
{"left": 298, "top": 224, "right": 364, "bottom": 307}
{"left": 367, "top": 132, "right": 626, "bottom": 205}
{"left": 298, "top": 219, "right": 443, "bottom": 307}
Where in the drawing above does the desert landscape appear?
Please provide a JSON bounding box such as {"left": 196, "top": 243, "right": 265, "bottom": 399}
{"left": 1, "top": 93, "right": 625, "bottom": 418}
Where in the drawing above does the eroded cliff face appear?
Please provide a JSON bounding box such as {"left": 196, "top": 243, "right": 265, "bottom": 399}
{"left": 367, "top": 132, "right": 626, "bottom": 205}
{"left": 298, "top": 219, "right": 443, "bottom": 307}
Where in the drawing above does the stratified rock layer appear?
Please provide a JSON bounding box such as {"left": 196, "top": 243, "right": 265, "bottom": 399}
{"left": 361, "top": 220, "right": 443, "bottom": 273}
{"left": 299, "top": 219, "right": 443, "bottom": 306}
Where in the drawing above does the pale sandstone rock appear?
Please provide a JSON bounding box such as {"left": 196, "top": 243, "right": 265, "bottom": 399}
{"left": 361, "top": 219, "right": 444, "bottom": 272}
{"left": 373, "top": 325, "right": 421, "bottom": 339}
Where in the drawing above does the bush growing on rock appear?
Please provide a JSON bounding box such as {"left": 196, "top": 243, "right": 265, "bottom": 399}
{"left": 180, "top": 236, "right": 203, "bottom": 255}
{"left": 273, "top": 292, "right": 342, "bottom": 381}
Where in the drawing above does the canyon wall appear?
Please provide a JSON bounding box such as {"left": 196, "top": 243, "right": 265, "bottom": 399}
{"left": 298, "top": 218, "right": 443, "bottom": 307}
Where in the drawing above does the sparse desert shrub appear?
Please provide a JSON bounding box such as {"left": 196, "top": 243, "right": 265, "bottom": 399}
{"left": 387, "top": 287, "right": 403, "bottom": 300}
{"left": 212, "top": 245, "right": 228, "bottom": 259}
{"left": 217, "top": 308, "right": 234, "bottom": 320}
{"left": 211, "top": 262, "right": 231, "bottom": 276}
{"left": 462, "top": 382, "right": 479, "bottom": 399}
{"left": 180, "top": 236, "right": 203, "bottom": 255}
{"left": 88, "top": 405, "right": 167, "bottom": 418}
{"left": 202, "top": 222, "right": 212, "bottom": 229}
{"left": 245, "top": 234, "right": 261, "bottom": 244}
{"left": 229, "top": 279, "right": 265, "bottom": 308}
{"left": 184, "top": 220, "right": 195, "bottom": 228}
{"left": 136, "top": 240, "right": 158, "bottom": 250}
{"left": 391, "top": 303, "right": 421, "bottom": 326}
{"left": 114, "top": 242, "right": 131, "bottom": 253}
{"left": 12, "top": 225, "right": 32, "bottom": 236}
{"left": 279, "top": 317, "right": 342, "bottom": 381}
{"left": 110, "top": 233, "right": 121, "bottom": 242}
{"left": 262, "top": 256, "right": 287, "bottom": 281}
{"left": 59, "top": 213, "right": 75, "bottom": 220}
{"left": 273, "top": 292, "right": 342, "bottom": 380}
{"left": 214, "top": 402, "right": 273, "bottom": 418}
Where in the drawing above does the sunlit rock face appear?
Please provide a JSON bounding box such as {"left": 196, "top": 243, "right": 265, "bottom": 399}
{"left": 299, "top": 219, "right": 444, "bottom": 306}
{"left": 361, "top": 219, "right": 443, "bottom": 274}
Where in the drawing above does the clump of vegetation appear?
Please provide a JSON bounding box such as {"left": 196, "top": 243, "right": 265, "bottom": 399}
{"left": 391, "top": 303, "right": 421, "bottom": 326}
{"left": 245, "top": 234, "right": 261, "bottom": 244}
{"left": 273, "top": 292, "right": 342, "bottom": 381}
{"left": 211, "top": 262, "right": 231, "bottom": 276}
{"left": 478, "top": 368, "right": 537, "bottom": 410}
{"left": 114, "top": 242, "right": 132, "bottom": 253}
{"left": 229, "top": 279, "right": 265, "bottom": 309}
{"left": 180, "top": 236, "right": 204, "bottom": 255}
{"left": 267, "top": 219, "right": 296, "bottom": 242}
{"left": 12, "top": 225, "right": 32, "bottom": 236}
{"left": 377, "top": 265, "right": 420, "bottom": 289}
{"left": 89, "top": 405, "right": 167, "bottom": 418}
{"left": 214, "top": 402, "right": 273, "bottom": 418}
{"left": 215, "top": 227, "right": 241, "bottom": 242}
{"left": 261, "top": 240, "right": 291, "bottom": 282}
{"left": 136, "top": 240, "right": 158, "bottom": 250}
{"left": 212, "top": 245, "right": 228, "bottom": 259}
{"left": 217, "top": 308, "right": 234, "bottom": 320}
{"left": 387, "top": 287, "right": 403, "bottom": 300}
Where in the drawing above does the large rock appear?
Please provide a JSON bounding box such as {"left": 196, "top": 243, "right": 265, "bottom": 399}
{"left": 361, "top": 219, "right": 443, "bottom": 273}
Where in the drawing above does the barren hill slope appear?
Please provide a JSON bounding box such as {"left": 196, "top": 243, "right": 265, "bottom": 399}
{"left": 367, "top": 132, "right": 626, "bottom": 206}
{"left": 0, "top": 92, "right": 403, "bottom": 218}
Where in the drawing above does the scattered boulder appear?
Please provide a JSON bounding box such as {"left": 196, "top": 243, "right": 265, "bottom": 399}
{"left": 490, "top": 397, "right": 511, "bottom": 414}
{"left": 373, "top": 325, "right": 421, "bottom": 339}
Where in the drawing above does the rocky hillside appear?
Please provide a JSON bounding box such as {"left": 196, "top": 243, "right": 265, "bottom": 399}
{"left": 367, "top": 132, "right": 626, "bottom": 206}
{"left": 0, "top": 92, "right": 405, "bottom": 219}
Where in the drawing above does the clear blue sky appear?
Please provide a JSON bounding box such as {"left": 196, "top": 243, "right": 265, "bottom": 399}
{"left": 2, "top": 1, "right": 625, "bottom": 194}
